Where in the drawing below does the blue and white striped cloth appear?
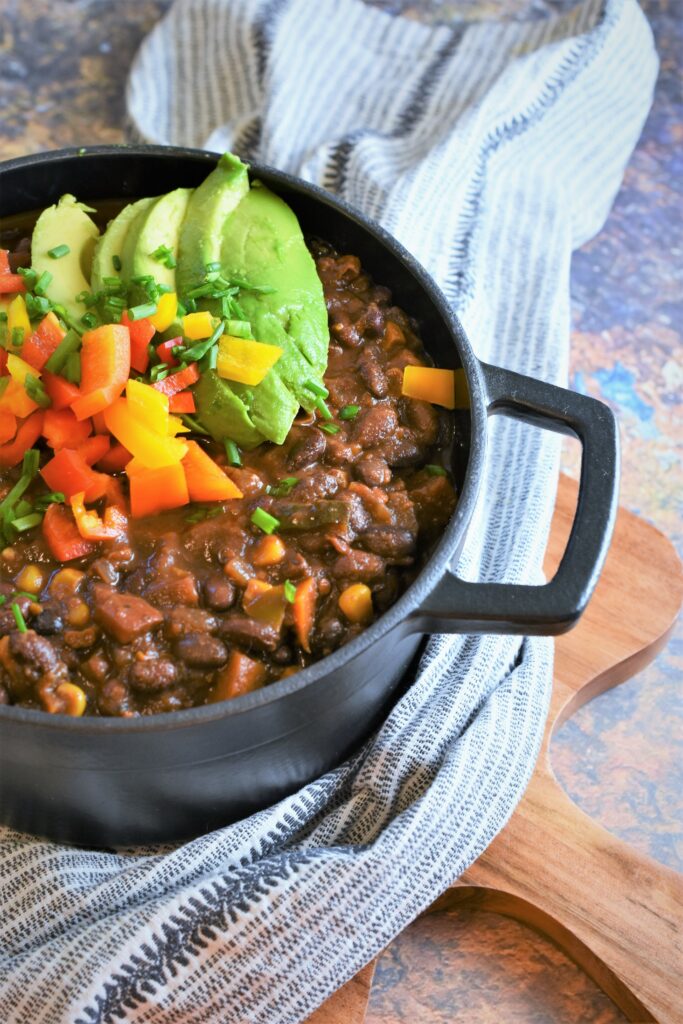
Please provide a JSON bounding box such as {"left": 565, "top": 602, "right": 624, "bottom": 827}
{"left": 0, "top": 1, "right": 656, "bottom": 1021}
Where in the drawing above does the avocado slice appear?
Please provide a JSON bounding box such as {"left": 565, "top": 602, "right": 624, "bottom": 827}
{"left": 123, "top": 188, "right": 193, "bottom": 303}
{"left": 176, "top": 152, "right": 250, "bottom": 298}
{"left": 31, "top": 194, "right": 100, "bottom": 323}
{"left": 90, "top": 197, "right": 155, "bottom": 295}
{"left": 193, "top": 181, "right": 329, "bottom": 447}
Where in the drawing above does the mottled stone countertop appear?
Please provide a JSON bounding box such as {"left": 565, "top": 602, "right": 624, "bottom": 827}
{"left": 0, "top": 1, "right": 680, "bottom": 1021}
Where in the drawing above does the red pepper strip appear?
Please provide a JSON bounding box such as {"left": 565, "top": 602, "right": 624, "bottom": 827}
{"left": 42, "top": 408, "right": 92, "bottom": 450}
{"left": 0, "top": 251, "right": 9, "bottom": 275}
{"left": 156, "top": 338, "right": 180, "bottom": 367}
{"left": 97, "top": 442, "right": 131, "bottom": 473}
{"left": 70, "top": 492, "right": 121, "bottom": 542}
{"left": 77, "top": 435, "right": 110, "bottom": 466}
{"left": 121, "top": 311, "right": 155, "bottom": 374}
{"left": 21, "top": 313, "right": 66, "bottom": 371}
{"left": 42, "top": 372, "right": 81, "bottom": 411}
{"left": 0, "top": 411, "right": 43, "bottom": 468}
{"left": 42, "top": 503, "right": 96, "bottom": 561}
{"left": 40, "top": 446, "right": 111, "bottom": 501}
{"left": 152, "top": 362, "right": 200, "bottom": 397}
{"left": 0, "top": 409, "right": 17, "bottom": 445}
{"left": 168, "top": 390, "right": 196, "bottom": 414}
{"left": 0, "top": 253, "right": 26, "bottom": 294}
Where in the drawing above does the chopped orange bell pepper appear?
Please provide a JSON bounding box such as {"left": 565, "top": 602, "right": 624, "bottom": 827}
{"left": 40, "top": 446, "right": 110, "bottom": 501}
{"left": 121, "top": 311, "right": 155, "bottom": 374}
{"left": 42, "top": 408, "right": 92, "bottom": 450}
{"left": 0, "top": 411, "right": 43, "bottom": 467}
{"left": 401, "top": 365, "right": 455, "bottom": 409}
{"left": 42, "top": 372, "right": 80, "bottom": 411}
{"left": 42, "top": 503, "right": 96, "bottom": 561}
{"left": 97, "top": 442, "right": 131, "bottom": 473}
{"left": 126, "top": 459, "right": 189, "bottom": 517}
{"left": 77, "top": 435, "right": 111, "bottom": 466}
{"left": 0, "top": 409, "right": 17, "bottom": 446}
{"left": 182, "top": 440, "right": 243, "bottom": 502}
{"left": 69, "top": 492, "right": 122, "bottom": 542}
{"left": 70, "top": 324, "right": 131, "bottom": 421}
{"left": 0, "top": 378, "right": 38, "bottom": 418}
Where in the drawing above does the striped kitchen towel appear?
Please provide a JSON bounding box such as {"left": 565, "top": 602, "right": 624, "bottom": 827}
{"left": 0, "top": 1, "right": 656, "bottom": 1022}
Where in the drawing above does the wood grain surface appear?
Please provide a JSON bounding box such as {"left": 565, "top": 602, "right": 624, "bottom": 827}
{"left": 309, "top": 473, "right": 683, "bottom": 1024}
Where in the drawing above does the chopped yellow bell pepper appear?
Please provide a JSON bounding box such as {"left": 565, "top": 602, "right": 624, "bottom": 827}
{"left": 126, "top": 378, "right": 169, "bottom": 436}
{"left": 401, "top": 365, "right": 455, "bottom": 409}
{"left": 6, "top": 352, "right": 40, "bottom": 384}
{"left": 149, "top": 291, "right": 178, "bottom": 333}
{"left": 3, "top": 353, "right": 41, "bottom": 417}
{"left": 217, "top": 336, "right": 283, "bottom": 387}
{"left": 104, "top": 397, "right": 188, "bottom": 469}
{"left": 7, "top": 294, "right": 30, "bottom": 345}
{"left": 167, "top": 414, "right": 190, "bottom": 435}
{"left": 182, "top": 311, "right": 214, "bottom": 340}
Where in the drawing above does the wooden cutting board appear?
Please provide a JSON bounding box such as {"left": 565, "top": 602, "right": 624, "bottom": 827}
{"left": 310, "top": 473, "right": 683, "bottom": 1024}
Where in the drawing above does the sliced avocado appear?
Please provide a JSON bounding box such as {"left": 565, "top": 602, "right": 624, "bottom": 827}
{"left": 176, "top": 152, "right": 250, "bottom": 297}
{"left": 90, "top": 197, "right": 155, "bottom": 294}
{"left": 125, "top": 188, "right": 193, "bottom": 302}
{"left": 192, "top": 370, "right": 263, "bottom": 449}
{"left": 31, "top": 194, "right": 100, "bottom": 323}
{"left": 119, "top": 198, "right": 159, "bottom": 288}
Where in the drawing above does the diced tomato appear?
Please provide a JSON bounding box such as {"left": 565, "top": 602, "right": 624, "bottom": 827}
{"left": 77, "top": 435, "right": 111, "bottom": 466}
{"left": 40, "top": 447, "right": 111, "bottom": 501}
{"left": 121, "top": 311, "right": 155, "bottom": 374}
{"left": 42, "top": 372, "right": 81, "bottom": 411}
{"left": 42, "top": 408, "right": 92, "bottom": 450}
{"left": 152, "top": 362, "right": 200, "bottom": 397}
{"left": 0, "top": 411, "right": 43, "bottom": 468}
{"left": 168, "top": 390, "right": 196, "bottom": 414}
{"left": 42, "top": 503, "right": 97, "bottom": 561}
{"left": 21, "top": 312, "right": 66, "bottom": 370}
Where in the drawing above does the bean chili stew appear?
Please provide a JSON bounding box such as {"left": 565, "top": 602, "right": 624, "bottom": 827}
{"left": 0, "top": 155, "right": 458, "bottom": 717}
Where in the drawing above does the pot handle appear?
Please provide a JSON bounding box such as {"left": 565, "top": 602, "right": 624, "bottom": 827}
{"left": 414, "top": 362, "right": 619, "bottom": 635}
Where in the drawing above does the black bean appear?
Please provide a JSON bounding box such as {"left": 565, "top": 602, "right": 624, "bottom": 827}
{"left": 175, "top": 634, "right": 229, "bottom": 668}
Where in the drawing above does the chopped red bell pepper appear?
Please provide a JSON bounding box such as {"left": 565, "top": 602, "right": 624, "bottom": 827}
{"left": 77, "top": 435, "right": 111, "bottom": 466}
{"left": 156, "top": 338, "right": 181, "bottom": 367}
{"left": 152, "top": 362, "right": 200, "bottom": 397}
{"left": 21, "top": 313, "right": 66, "bottom": 371}
{"left": 0, "top": 411, "right": 44, "bottom": 468}
{"left": 70, "top": 324, "right": 131, "bottom": 421}
{"left": 168, "top": 390, "right": 196, "bottom": 414}
{"left": 121, "top": 311, "right": 155, "bottom": 374}
{"left": 0, "top": 251, "right": 26, "bottom": 295}
{"left": 42, "top": 503, "right": 97, "bottom": 561}
{"left": 42, "top": 408, "right": 92, "bottom": 450}
{"left": 96, "top": 442, "right": 131, "bottom": 473}
{"left": 42, "top": 372, "right": 81, "bottom": 411}
{"left": 40, "top": 446, "right": 111, "bottom": 501}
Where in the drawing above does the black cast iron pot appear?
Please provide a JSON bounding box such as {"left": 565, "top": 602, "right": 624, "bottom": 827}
{"left": 0, "top": 147, "right": 619, "bottom": 846}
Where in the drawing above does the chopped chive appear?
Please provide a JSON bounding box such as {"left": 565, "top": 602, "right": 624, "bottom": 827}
{"left": 339, "top": 404, "right": 360, "bottom": 420}
{"left": 224, "top": 440, "right": 241, "bottom": 467}
{"left": 205, "top": 261, "right": 221, "bottom": 273}
{"left": 64, "top": 351, "right": 81, "bottom": 384}
{"left": 315, "top": 396, "right": 333, "bottom": 420}
{"left": 0, "top": 311, "right": 6, "bottom": 322}
{"left": 149, "top": 363, "right": 170, "bottom": 382}
{"left": 11, "top": 512, "right": 43, "bottom": 532}
{"left": 283, "top": 580, "right": 297, "bottom": 603}
{"left": 128, "top": 302, "right": 158, "bottom": 321}
{"left": 230, "top": 276, "right": 276, "bottom": 294}
{"left": 251, "top": 507, "right": 280, "bottom": 535}
{"left": 35, "top": 491, "right": 64, "bottom": 509}
{"left": 11, "top": 327, "right": 24, "bottom": 348}
{"left": 304, "top": 379, "right": 329, "bottom": 398}
{"left": 320, "top": 422, "right": 340, "bottom": 435}
{"left": 112, "top": 254, "right": 122, "bottom": 271}
{"left": 18, "top": 267, "right": 37, "bottom": 288}
{"left": 0, "top": 595, "right": 5, "bottom": 605}
{"left": 14, "top": 500, "right": 32, "bottom": 518}
{"left": 181, "top": 320, "right": 224, "bottom": 363}
{"left": 44, "top": 329, "right": 81, "bottom": 375}
{"left": 150, "top": 244, "right": 176, "bottom": 269}
{"left": 225, "top": 319, "right": 252, "bottom": 339}
{"left": 425, "top": 464, "right": 447, "bottom": 477}
{"left": 34, "top": 271, "right": 52, "bottom": 296}
{"left": 180, "top": 414, "right": 209, "bottom": 435}
{"left": 48, "top": 244, "right": 70, "bottom": 259}
{"left": 271, "top": 476, "right": 298, "bottom": 497}
{"left": 11, "top": 603, "right": 27, "bottom": 633}
{"left": 80, "top": 312, "right": 97, "bottom": 329}
{"left": 24, "top": 374, "right": 51, "bottom": 408}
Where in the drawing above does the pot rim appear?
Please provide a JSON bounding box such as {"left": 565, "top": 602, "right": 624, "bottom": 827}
{"left": 0, "top": 144, "right": 488, "bottom": 732}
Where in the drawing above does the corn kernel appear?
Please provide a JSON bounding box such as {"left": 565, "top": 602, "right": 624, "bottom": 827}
{"left": 49, "top": 568, "right": 85, "bottom": 598}
{"left": 66, "top": 600, "right": 90, "bottom": 627}
{"left": 55, "top": 682, "right": 87, "bottom": 717}
{"left": 338, "top": 583, "right": 373, "bottom": 624}
{"left": 15, "top": 564, "right": 45, "bottom": 595}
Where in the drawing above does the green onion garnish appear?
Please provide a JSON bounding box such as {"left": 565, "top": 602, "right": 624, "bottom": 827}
{"left": 24, "top": 374, "right": 51, "bottom": 408}
{"left": 229, "top": 276, "right": 276, "bottom": 295}
{"left": 205, "top": 261, "right": 221, "bottom": 273}
{"left": 18, "top": 267, "right": 37, "bottom": 288}
{"left": 35, "top": 491, "right": 65, "bottom": 509}
{"left": 251, "top": 507, "right": 280, "bottom": 535}
{"left": 11, "top": 512, "right": 43, "bottom": 532}
{"left": 48, "top": 244, "right": 70, "bottom": 259}
{"left": 225, "top": 319, "right": 252, "bottom": 339}
{"left": 305, "top": 379, "right": 329, "bottom": 399}
{"left": 0, "top": 595, "right": 5, "bottom": 605}
{"left": 64, "top": 351, "right": 81, "bottom": 384}
{"left": 149, "top": 363, "right": 169, "bottom": 383}
{"left": 315, "top": 397, "right": 333, "bottom": 420}
{"left": 180, "top": 413, "right": 209, "bottom": 435}
{"left": 112, "top": 254, "right": 122, "bottom": 271}
{"left": 11, "top": 327, "right": 24, "bottom": 348}
{"left": 224, "top": 440, "right": 241, "bottom": 466}
{"left": 320, "top": 422, "right": 340, "bottom": 435}
{"left": 150, "top": 244, "right": 176, "bottom": 269}
{"left": 44, "top": 329, "right": 81, "bottom": 375}
{"left": 339, "top": 405, "right": 360, "bottom": 420}
{"left": 271, "top": 477, "right": 298, "bottom": 497}
{"left": 128, "top": 302, "right": 158, "bottom": 321}
{"left": 181, "top": 320, "right": 224, "bottom": 363}
{"left": 11, "top": 603, "right": 27, "bottom": 632}
{"left": 80, "top": 312, "right": 97, "bottom": 329}
{"left": 425, "top": 464, "right": 447, "bottom": 477}
{"left": 283, "top": 580, "right": 297, "bottom": 603}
